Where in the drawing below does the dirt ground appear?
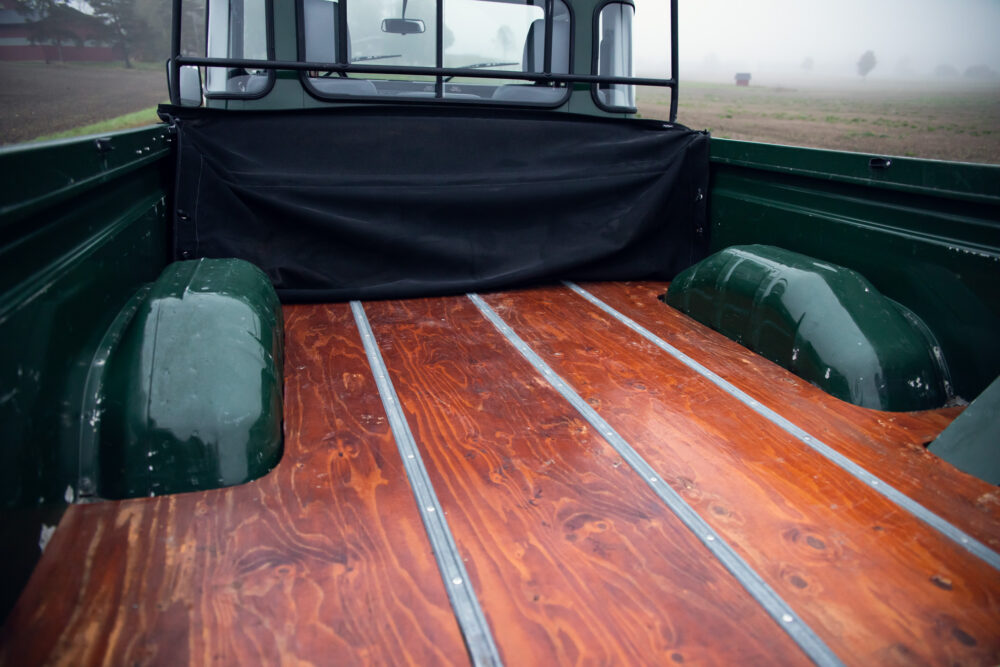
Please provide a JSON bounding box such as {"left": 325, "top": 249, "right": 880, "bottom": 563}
{"left": 0, "top": 62, "right": 167, "bottom": 145}
{"left": 640, "top": 81, "right": 1000, "bottom": 164}
{"left": 2, "top": 62, "right": 998, "bottom": 164}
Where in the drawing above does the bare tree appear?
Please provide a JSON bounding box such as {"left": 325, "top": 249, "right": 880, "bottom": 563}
{"left": 132, "top": 0, "right": 170, "bottom": 60}
{"left": 495, "top": 25, "right": 514, "bottom": 59}
{"left": 964, "top": 64, "right": 998, "bottom": 80}
{"left": 857, "top": 50, "right": 876, "bottom": 79}
{"left": 17, "top": 0, "right": 91, "bottom": 64}
{"left": 90, "top": 0, "right": 149, "bottom": 68}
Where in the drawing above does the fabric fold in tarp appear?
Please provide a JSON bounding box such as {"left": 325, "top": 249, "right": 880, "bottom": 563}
{"left": 161, "top": 104, "right": 710, "bottom": 302}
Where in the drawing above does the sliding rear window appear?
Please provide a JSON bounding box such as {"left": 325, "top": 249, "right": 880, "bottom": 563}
{"left": 299, "top": 0, "right": 572, "bottom": 106}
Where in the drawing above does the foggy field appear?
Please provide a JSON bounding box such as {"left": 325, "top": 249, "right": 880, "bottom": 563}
{"left": 0, "top": 62, "right": 166, "bottom": 145}
{"left": 2, "top": 60, "right": 998, "bottom": 166}
{"left": 644, "top": 81, "right": 1000, "bottom": 164}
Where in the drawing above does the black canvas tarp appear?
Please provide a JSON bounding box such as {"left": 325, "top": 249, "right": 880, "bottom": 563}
{"left": 161, "top": 105, "right": 710, "bottom": 302}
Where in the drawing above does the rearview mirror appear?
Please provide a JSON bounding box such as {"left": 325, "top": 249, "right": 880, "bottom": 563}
{"left": 381, "top": 18, "right": 425, "bottom": 34}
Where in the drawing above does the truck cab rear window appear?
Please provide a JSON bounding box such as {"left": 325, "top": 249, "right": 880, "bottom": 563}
{"left": 206, "top": 0, "right": 273, "bottom": 97}
{"left": 300, "top": 0, "right": 571, "bottom": 105}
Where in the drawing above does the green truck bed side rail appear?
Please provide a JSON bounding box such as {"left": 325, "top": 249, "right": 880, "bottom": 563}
{"left": 708, "top": 139, "right": 1000, "bottom": 403}
{"left": 0, "top": 125, "right": 174, "bottom": 618}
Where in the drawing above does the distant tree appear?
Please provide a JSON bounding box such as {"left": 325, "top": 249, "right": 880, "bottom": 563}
{"left": 133, "top": 0, "right": 170, "bottom": 61}
{"left": 130, "top": 0, "right": 204, "bottom": 60}
{"left": 179, "top": 0, "right": 206, "bottom": 57}
{"left": 934, "top": 64, "right": 958, "bottom": 78}
{"left": 30, "top": 4, "right": 79, "bottom": 63}
{"left": 495, "top": 25, "right": 514, "bottom": 59}
{"left": 90, "top": 0, "right": 150, "bottom": 68}
{"left": 16, "top": 0, "right": 92, "bottom": 64}
{"left": 964, "top": 64, "right": 998, "bottom": 81}
{"left": 801, "top": 57, "right": 814, "bottom": 73}
{"left": 857, "top": 50, "right": 876, "bottom": 79}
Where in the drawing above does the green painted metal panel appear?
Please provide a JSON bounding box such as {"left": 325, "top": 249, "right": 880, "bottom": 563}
{"left": 98, "top": 259, "right": 284, "bottom": 500}
{"left": 0, "top": 125, "right": 172, "bottom": 228}
{"left": 709, "top": 138, "right": 1000, "bottom": 204}
{"left": 664, "top": 245, "right": 952, "bottom": 412}
{"left": 0, "top": 127, "right": 174, "bottom": 619}
{"left": 707, "top": 138, "right": 1000, "bottom": 403}
{"left": 929, "top": 375, "right": 1000, "bottom": 484}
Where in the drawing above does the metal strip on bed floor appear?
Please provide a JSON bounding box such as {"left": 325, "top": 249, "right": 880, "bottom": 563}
{"left": 467, "top": 293, "right": 843, "bottom": 667}
{"left": 562, "top": 281, "right": 1000, "bottom": 572}
{"left": 351, "top": 301, "right": 503, "bottom": 667}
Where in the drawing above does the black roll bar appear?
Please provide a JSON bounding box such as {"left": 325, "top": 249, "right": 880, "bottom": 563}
{"left": 168, "top": 0, "right": 680, "bottom": 122}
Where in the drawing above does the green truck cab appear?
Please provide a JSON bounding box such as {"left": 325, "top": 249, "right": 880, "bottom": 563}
{"left": 1, "top": 0, "right": 998, "bottom": 663}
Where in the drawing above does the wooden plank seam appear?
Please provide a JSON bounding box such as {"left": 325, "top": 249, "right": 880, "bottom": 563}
{"left": 351, "top": 301, "right": 504, "bottom": 667}
{"left": 562, "top": 281, "right": 1000, "bottom": 572}
{"left": 467, "top": 293, "right": 843, "bottom": 667}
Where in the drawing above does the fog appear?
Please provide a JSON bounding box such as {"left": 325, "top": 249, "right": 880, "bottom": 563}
{"left": 19, "top": 0, "right": 1000, "bottom": 87}
{"left": 635, "top": 0, "right": 1000, "bottom": 84}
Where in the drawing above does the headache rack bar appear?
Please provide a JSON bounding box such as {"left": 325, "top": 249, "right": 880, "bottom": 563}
{"left": 168, "top": 0, "right": 680, "bottom": 121}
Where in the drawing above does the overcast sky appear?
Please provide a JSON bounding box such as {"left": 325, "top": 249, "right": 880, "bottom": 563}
{"left": 58, "top": 0, "right": 1000, "bottom": 83}
{"left": 635, "top": 0, "right": 1000, "bottom": 81}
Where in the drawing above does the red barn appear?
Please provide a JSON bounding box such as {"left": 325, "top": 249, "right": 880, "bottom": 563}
{"left": 0, "top": 1, "right": 116, "bottom": 62}
{"left": 735, "top": 72, "right": 751, "bottom": 87}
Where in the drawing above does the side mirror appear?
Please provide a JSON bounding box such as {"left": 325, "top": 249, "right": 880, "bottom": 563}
{"left": 381, "top": 18, "right": 425, "bottom": 34}
{"left": 179, "top": 66, "right": 203, "bottom": 107}
{"left": 167, "top": 61, "right": 203, "bottom": 107}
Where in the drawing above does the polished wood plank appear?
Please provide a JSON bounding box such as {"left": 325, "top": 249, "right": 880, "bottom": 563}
{"left": 365, "top": 297, "right": 809, "bottom": 667}
{"left": 584, "top": 280, "right": 1000, "bottom": 554}
{"left": 483, "top": 285, "right": 1000, "bottom": 666}
{"left": 0, "top": 304, "right": 469, "bottom": 667}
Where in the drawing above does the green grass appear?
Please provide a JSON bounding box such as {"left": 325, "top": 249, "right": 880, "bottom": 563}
{"left": 33, "top": 105, "right": 164, "bottom": 142}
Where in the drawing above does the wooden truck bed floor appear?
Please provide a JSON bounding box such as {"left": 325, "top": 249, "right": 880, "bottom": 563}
{"left": 3, "top": 282, "right": 999, "bottom": 666}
